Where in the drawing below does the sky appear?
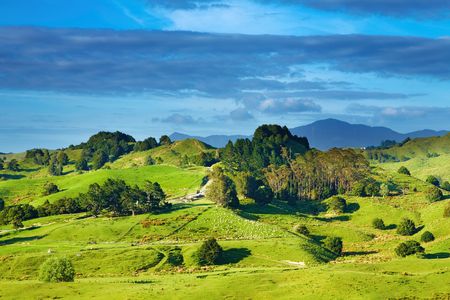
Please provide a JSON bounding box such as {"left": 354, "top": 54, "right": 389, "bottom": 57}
{"left": 0, "top": 0, "right": 449, "bottom": 152}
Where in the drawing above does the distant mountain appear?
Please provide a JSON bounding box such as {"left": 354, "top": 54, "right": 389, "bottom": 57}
{"left": 170, "top": 119, "right": 448, "bottom": 150}
{"left": 169, "top": 132, "right": 250, "bottom": 148}
{"left": 290, "top": 119, "right": 448, "bottom": 150}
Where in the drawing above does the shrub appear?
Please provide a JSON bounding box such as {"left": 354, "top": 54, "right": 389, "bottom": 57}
{"left": 442, "top": 181, "right": 450, "bottom": 191}
{"left": 235, "top": 172, "right": 258, "bottom": 198}
{"left": 327, "top": 196, "right": 347, "bottom": 214}
{"left": 396, "top": 218, "right": 416, "bottom": 236}
{"left": 294, "top": 224, "right": 309, "bottom": 236}
{"left": 42, "top": 182, "right": 59, "bottom": 196}
{"left": 443, "top": 203, "right": 450, "bottom": 218}
{"left": 425, "top": 186, "right": 443, "bottom": 203}
{"left": 372, "top": 218, "right": 385, "bottom": 230}
{"left": 421, "top": 231, "right": 435, "bottom": 243}
{"left": 323, "top": 236, "right": 343, "bottom": 256}
{"left": 380, "top": 183, "right": 390, "bottom": 197}
{"left": 365, "top": 182, "right": 380, "bottom": 197}
{"left": 350, "top": 182, "right": 366, "bottom": 197}
{"left": 398, "top": 166, "right": 411, "bottom": 176}
{"left": 195, "top": 238, "right": 223, "bottom": 265}
{"left": 395, "top": 241, "right": 424, "bottom": 257}
{"left": 426, "top": 175, "right": 440, "bottom": 187}
{"left": 39, "top": 257, "right": 75, "bottom": 282}
{"left": 253, "top": 186, "right": 274, "bottom": 205}
{"left": 0, "top": 198, "right": 4, "bottom": 211}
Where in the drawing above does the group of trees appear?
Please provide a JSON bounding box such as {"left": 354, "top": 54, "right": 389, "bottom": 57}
{"left": 0, "top": 158, "right": 20, "bottom": 172}
{"left": 264, "top": 148, "right": 370, "bottom": 202}
{"left": 0, "top": 178, "right": 169, "bottom": 227}
{"left": 221, "top": 125, "right": 309, "bottom": 174}
{"left": 206, "top": 166, "right": 239, "bottom": 208}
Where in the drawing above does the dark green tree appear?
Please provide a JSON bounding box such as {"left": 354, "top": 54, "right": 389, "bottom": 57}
{"left": 395, "top": 241, "right": 424, "bottom": 257}
{"left": 91, "top": 150, "right": 108, "bottom": 170}
{"left": 253, "top": 185, "right": 274, "bottom": 205}
{"left": 42, "top": 182, "right": 59, "bottom": 196}
{"left": 75, "top": 157, "right": 89, "bottom": 171}
{"left": 421, "top": 231, "right": 435, "bottom": 243}
{"left": 159, "top": 135, "right": 172, "bottom": 146}
{"left": 6, "top": 159, "right": 19, "bottom": 171}
{"left": 323, "top": 236, "right": 343, "bottom": 256}
{"left": 196, "top": 238, "right": 223, "bottom": 265}
{"left": 442, "top": 181, "right": 450, "bottom": 191}
{"left": 206, "top": 167, "right": 239, "bottom": 208}
{"left": 372, "top": 218, "right": 385, "bottom": 230}
{"left": 0, "top": 198, "right": 4, "bottom": 211}
{"left": 134, "top": 137, "right": 158, "bottom": 152}
{"left": 48, "top": 158, "right": 63, "bottom": 176}
{"left": 425, "top": 186, "right": 443, "bottom": 203}
{"left": 235, "top": 172, "right": 258, "bottom": 198}
{"left": 397, "top": 218, "right": 416, "bottom": 236}
{"left": 398, "top": 166, "right": 411, "bottom": 176}
{"left": 426, "top": 175, "right": 440, "bottom": 187}
{"left": 39, "top": 257, "right": 75, "bottom": 282}
{"left": 328, "top": 196, "right": 347, "bottom": 214}
{"left": 57, "top": 152, "right": 69, "bottom": 165}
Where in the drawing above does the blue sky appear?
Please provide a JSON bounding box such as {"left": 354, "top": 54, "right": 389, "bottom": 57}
{"left": 0, "top": 0, "right": 449, "bottom": 152}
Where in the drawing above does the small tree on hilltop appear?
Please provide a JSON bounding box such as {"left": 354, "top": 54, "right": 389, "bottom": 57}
{"left": 323, "top": 236, "right": 343, "bottom": 256}
{"left": 421, "top": 231, "right": 435, "bottom": 243}
{"left": 426, "top": 175, "right": 440, "bottom": 187}
{"left": 196, "top": 238, "right": 223, "bottom": 265}
{"left": 425, "top": 186, "right": 443, "bottom": 203}
{"left": 395, "top": 241, "right": 424, "bottom": 257}
{"left": 294, "top": 224, "right": 309, "bottom": 236}
{"left": 397, "top": 218, "right": 416, "bottom": 236}
{"left": 206, "top": 166, "right": 239, "bottom": 209}
{"left": 398, "top": 166, "right": 411, "bottom": 176}
{"left": 372, "top": 218, "right": 385, "bottom": 230}
{"left": 42, "top": 182, "right": 59, "bottom": 196}
{"left": 39, "top": 257, "right": 75, "bottom": 282}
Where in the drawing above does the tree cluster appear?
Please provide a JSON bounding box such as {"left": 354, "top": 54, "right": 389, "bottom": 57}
{"left": 206, "top": 166, "right": 239, "bottom": 208}
{"left": 395, "top": 241, "right": 424, "bottom": 257}
{"left": 195, "top": 238, "right": 223, "bottom": 265}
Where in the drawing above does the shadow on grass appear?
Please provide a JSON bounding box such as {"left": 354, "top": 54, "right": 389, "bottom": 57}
{"left": 346, "top": 203, "right": 360, "bottom": 213}
{"left": 424, "top": 252, "right": 450, "bottom": 259}
{"left": 311, "top": 235, "right": 327, "bottom": 243}
{"left": 344, "top": 250, "right": 377, "bottom": 256}
{"left": 385, "top": 224, "right": 397, "bottom": 230}
{"left": 415, "top": 225, "right": 425, "bottom": 234}
{"left": 217, "top": 248, "right": 251, "bottom": 265}
{"left": 0, "top": 174, "right": 25, "bottom": 180}
{"left": 0, "top": 234, "right": 47, "bottom": 246}
{"left": 315, "top": 215, "right": 351, "bottom": 222}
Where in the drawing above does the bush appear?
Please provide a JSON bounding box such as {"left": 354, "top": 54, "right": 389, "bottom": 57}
{"left": 350, "top": 182, "right": 366, "bottom": 197}
{"left": 421, "top": 231, "right": 435, "bottom": 243}
{"left": 425, "top": 186, "right": 443, "bottom": 203}
{"left": 365, "top": 182, "right": 380, "bottom": 197}
{"left": 253, "top": 186, "right": 274, "bottom": 205}
{"left": 39, "top": 257, "right": 75, "bottom": 282}
{"left": 372, "top": 218, "right": 385, "bottom": 230}
{"left": 327, "top": 196, "right": 347, "bottom": 213}
{"left": 206, "top": 167, "right": 239, "bottom": 208}
{"left": 196, "top": 238, "right": 223, "bottom": 265}
{"left": 235, "top": 172, "right": 258, "bottom": 198}
{"left": 294, "top": 224, "right": 309, "bottom": 236}
{"left": 323, "top": 236, "right": 343, "bottom": 256}
{"left": 398, "top": 166, "right": 411, "bottom": 176}
{"left": 0, "top": 198, "right": 4, "bottom": 211}
{"left": 395, "top": 241, "right": 424, "bottom": 257}
{"left": 396, "top": 218, "right": 416, "bottom": 236}
{"left": 442, "top": 181, "right": 450, "bottom": 191}
{"left": 426, "top": 175, "right": 440, "bottom": 187}
{"left": 42, "top": 182, "right": 59, "bottom": 196}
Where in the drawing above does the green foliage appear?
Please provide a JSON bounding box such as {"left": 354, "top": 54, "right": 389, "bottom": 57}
{"left": 294, "top": 224, "right": 309, "bottom": 236}
{"left": 37, "top": 198, "right": 82, "bottom": 217}
{"left": 6, "top": 159, "right": 20, "bottom": 171}
{"left": 425, "top": 175, "right": 440, "bottom": 187}
{"left": 25, "top": 149, "right": 51, "bottom": 166}
{"left": 395, "top": 241, "right": 424, "bottom": 257}
{"left": 253, "top": 186, "right": 274, "bottom": 205}
{"left": 91, "top": 150, "right": 108, "bottom": 170}
{"left": 327, "top": 196, "right": 347, "bottom": 214}
{"left": 206, "top": 167, "right": 239, "bottom": 208}
{"left": 0, "top": 204, "right": 38, "bottom": 226}
{"left": 235, "top": 172, "right": 258, "bottom": 198}
{"left": 0, "top": 198, "right": 4, "bottom": 211}
{"left": 195, "top": 238, "right": 223, "bottom": 265}
{"left": 75, "top": 157, "right": 89, "bottom": 171}
{"left": 56, "top": 151, "right": 69, "bottom": 166}
{"left": 425, "top": 186, "right": 443, "bottom": 203}
{"left": 48, "top": 157, "right": 63, "bottom": 176}
{"left": 134, "top": 137, "right": 158, "bottom": 152}
{"left": 380, "top": 183, "right": 390, "bottom": 197}
{"left": 323, "top": 236, "right": 343, "bottom": 256}
{"left": 442, "top": 181, "right": 450, "bottom": 191}
{"left": 396, "top": 218, "right": 416, "bottom": 236}
{"left": 159, "top": 135, "right": 172, "bottom": 146}
{"left": 443, "top": 203, "right": 450, "bottom": 218}
{"left": 372, "top": 218, "right": 385, "bottom": 230}
{"left": 145, "top": 155, "right": 155, "bottom": 166}
{"left": 42, "top": 182, "right": 59, "bottom": 196}
{"left": 420, "top": 231, "right": 435, "bottom": 243}
{"left": 364, "top": 181, "right": 380, "bottom": 197}
{"left": 350, "top": 182, "right": 366, "bottom": 197}
{"left": 398, "top": 166, "right": 411, "bottom": 176}
{"left": 39, "top": 257, "right": 75, "bottom": 282}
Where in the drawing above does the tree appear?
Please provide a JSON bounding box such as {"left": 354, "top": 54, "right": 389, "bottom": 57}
{"left": 395, "top": 241, "right": 424, "bottom": 257}
{"left": 421, "top": 231, "right": 435, "bottom": 243}
{"left": 235, "top": 172, "right": 258, "bottom": 198}
{"left": 39, "top": 257, "right": 75, "bottom": 282}
{"left": 372, "top": 218, "right": 385, "bottom": 230}
{"left": 380, "top": 183, "right": 391, "bottom": 197}
{"left": 205, "top": 167, "right": 239, "bottom": 208}
{"left": 397, "top": 218, "right": 416, "bottom": 236}
{"left": 48, "top": 158, "right": 63, "bottom": 176}
{"left": 426, "top": 175, "right": 440, "bottom": 187}
{"left": 134, "top": 137, "right": 158, "bottom": 152}
{"left": 42, "top": 182, "right": 59, "bottom": 196}
{"left": 425, "top": 186, "right": 443, "bottom": 203}
{"left": 75, "top": 157, "right": 89, "bottom": 171}
{"left": 196, "top": 238, "right": 223, "bottom": 265}
{"left": 145, "top": 155, "right": 155, "bottom": 166}
{"left": 91, "top": 150, "right": 108, "bottom": 170}
{"left": 6, "top": 159, "right": 19, "bottom": 171}
{"left": 253, "top": 185, "right": 274, "bottom": 205}
{"left": 57, "top": 151, "right": 69, "bottom": 165}
{"left": 350, "top": 182, "right": 366, "bottom": 197}
{"left": 294, "top": 224, "right": 309, "bottom": 236}
{"left": 0, "top": 198, "right": 4, "bottom": 211}
{"left": 0, "top": 157, "right": 4, "bottom": 170}
{"left": 327, "top": 196, "right": 347, "bottom": 214}
{"left": 323, "top": 236, "right": 343, "bottom": 256}
{"left": 398, "top": 166, "right": 411, "bottom": 176}
{"left": 442, "top": 181, "right": 450, "bottom": 191}
{"left": 365, "top": 181, "right": 380, "bottom": 197}
{"left": 142, "top": 181, "right": 167, "bottom": 212}
{"left": 12, "top": 218, "right": 24, "bottom": 229}
{"left": 159, "top": 135, "right": 172, "bottom": 146}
